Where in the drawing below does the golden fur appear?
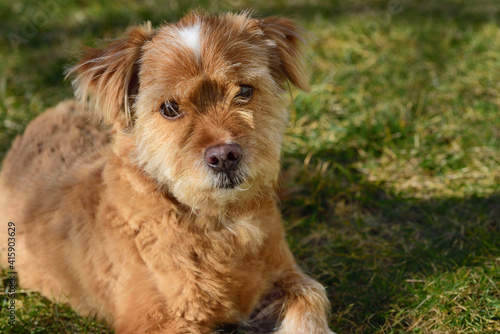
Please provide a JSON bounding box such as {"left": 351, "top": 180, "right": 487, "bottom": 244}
{"left": 0, "top": 12, "right": 334, "bottom": 334}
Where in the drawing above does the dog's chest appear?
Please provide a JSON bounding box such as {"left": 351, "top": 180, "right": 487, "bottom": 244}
{"left": 135, "top": 216, "right": 271, "bottom": 323}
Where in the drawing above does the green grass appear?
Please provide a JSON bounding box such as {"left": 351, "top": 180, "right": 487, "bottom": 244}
{"left": 1, "top": 0, "right": 499, "bottom": 333}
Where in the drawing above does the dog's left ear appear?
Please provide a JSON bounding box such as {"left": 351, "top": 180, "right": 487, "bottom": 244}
{"left": 66, "top": 23, "right": 155, "bottom": 126}
{"left": 258, "top": 17, "right": 309, "bottom": 92}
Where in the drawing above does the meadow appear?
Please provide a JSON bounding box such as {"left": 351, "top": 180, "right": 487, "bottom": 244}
{"left": 0, "top": 0, "right": 499, "bottom": 333}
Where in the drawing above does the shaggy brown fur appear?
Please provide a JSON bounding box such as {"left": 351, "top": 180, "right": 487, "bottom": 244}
{"left": 0, "top": 12, "right": 334, "bottom": 334}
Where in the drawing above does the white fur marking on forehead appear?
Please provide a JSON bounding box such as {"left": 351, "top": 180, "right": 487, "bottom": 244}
{"left": 178, "top": 23, "right": 201, "bottom": 57}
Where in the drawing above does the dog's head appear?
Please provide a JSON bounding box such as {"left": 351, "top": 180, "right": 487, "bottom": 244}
{"left": 68, "top": 12, "right": 308, "bottom": 213}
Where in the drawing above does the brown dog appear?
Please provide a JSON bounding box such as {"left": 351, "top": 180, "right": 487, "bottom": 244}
{"left": 0, "top": 11, "right": 334, "bottom": 334}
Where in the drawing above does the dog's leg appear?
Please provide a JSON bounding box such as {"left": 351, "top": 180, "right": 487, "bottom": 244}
{"left": 273, "top": 268, "right": 335, "bottom": 334}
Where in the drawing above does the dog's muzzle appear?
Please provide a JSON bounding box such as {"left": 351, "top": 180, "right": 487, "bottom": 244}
{"left": 204, "top": 143, "right": 244, "bottom": 189}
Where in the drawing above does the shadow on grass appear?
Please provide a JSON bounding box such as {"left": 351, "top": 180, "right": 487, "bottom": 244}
{"left": 280, "top": 148, "right": 500, "bottom": 333}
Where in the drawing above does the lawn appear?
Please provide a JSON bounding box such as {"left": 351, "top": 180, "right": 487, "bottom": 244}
{"left": 1, "top": 0, "right": 499, "bottom": 333}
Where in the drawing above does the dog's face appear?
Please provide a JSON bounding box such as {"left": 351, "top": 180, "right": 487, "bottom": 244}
{"left": 69, "top": 12, "right": 307, "bottom": 213}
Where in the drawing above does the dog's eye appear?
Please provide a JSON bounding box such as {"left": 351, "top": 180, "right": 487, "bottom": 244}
{"left": 160, "top": 101, "right": 182, "bottom": 120}
{"left": 234, "top": 85, "right": 254, "bottom": 104}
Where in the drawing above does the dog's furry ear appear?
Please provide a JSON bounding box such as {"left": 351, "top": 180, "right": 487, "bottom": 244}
{"left": 66, "top": 23, "right": 155, "bottom": 125}
{"left": 259, "top": 17, "right": 309, "bottom": 91}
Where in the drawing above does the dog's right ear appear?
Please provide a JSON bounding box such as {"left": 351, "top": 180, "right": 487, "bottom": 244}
{"left": 66, "top": 23, "right": 155, "bottom": 126}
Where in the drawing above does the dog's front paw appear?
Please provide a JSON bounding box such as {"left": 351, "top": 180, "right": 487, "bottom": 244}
{"left": 275, "top": 327, "right": 336, "bottom": 334}
{"left": 274, "top": 316, "right": 336, "bottom": 334}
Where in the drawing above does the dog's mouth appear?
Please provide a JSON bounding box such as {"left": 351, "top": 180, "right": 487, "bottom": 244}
{"left": 213, "top": 170, "right": 246, "bottom": 189}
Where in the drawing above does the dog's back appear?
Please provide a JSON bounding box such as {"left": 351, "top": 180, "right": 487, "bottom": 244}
{"left": 0, "top": 101, "right": 110, "bottom": 267}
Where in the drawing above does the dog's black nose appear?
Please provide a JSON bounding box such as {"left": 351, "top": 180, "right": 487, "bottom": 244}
{"left": 205, "top": 143, "right": 242, "bottom": 172}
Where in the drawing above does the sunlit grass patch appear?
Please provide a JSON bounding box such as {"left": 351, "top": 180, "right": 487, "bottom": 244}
{"left": 383, "top": 264, "right": 500, "bottom": 333}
